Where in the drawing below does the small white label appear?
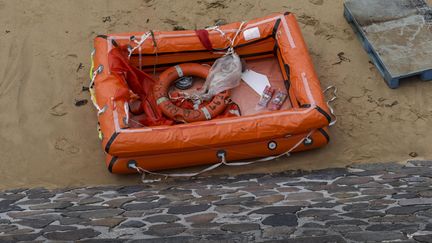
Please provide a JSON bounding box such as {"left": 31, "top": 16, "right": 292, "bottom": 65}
{"left": 241, "top": 69, "right": 270, "bottom": 95}
{"left": 243, "top": 27, "right": 260, "bottom": 41}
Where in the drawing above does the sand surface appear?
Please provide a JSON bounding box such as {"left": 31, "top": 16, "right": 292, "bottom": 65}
{"left": 1, "top": 0, "right": 432, "bottom": 190}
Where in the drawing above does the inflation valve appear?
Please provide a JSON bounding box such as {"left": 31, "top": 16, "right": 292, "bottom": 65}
{"left": 268, "top": 141, "right": 278, "bottom": 150}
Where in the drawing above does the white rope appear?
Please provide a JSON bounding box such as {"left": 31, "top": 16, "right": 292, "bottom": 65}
{"left": 206, "top": 26, "right": 226, "bottom": 38}
{"left": 128, "top": 32, "right": 151, "bottom": 59}
{"left": 324, "top": 85, "right": 338, "bottom": 126}
{"left": 225, "top": 21, "right": 246, "bottom": 55}
{"left": 130, "top": 130, "right": 315, "bottom": 182}
{"left": 205, "top": 21, "right": 246, "bottom": 55}
{"left": 89, "top": 65, "right": 107, "bottom": 115}
{"left": 89, "top": 65, "right": 103, "bottom": 89}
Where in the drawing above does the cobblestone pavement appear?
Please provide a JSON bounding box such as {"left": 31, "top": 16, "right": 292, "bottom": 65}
{"left": 1, "top": 161, "right": 432, "bottom": 242}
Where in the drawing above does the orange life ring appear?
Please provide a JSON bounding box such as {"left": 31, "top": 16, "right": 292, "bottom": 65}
{"left": 154, "top": 63, "right": 230, "bottom": 123}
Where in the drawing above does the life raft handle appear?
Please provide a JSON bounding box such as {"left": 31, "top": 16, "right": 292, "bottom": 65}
{"left": 324, "top": 85, "right": 337, "bottom": 127}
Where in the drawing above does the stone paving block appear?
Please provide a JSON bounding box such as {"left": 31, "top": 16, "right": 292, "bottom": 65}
{"left": 59, "top": 216, "right": 90, "bottom": 225}
{"left": 302, "top": 229, "right": 329, "bottom": 236}
{"left": 366, "top": 223, "right": 418, "bottom": 234}
{"left": 16, "top": 218, "right": 55, "bottom": 228}
{"left": 0, "top": 224, "right": 18, "bottom": 234}
{"left": 0, "top": 194, "right": 25, "bottom": 202}
{"left": 262, "top": 226, "right": 296, "bottom": 239}
{"left": 86, "top": 217, "right": 125, "bottom": 228}
{"left": 145, "top": 223, "right": 186, "bottom": 236}
{"left": 65, "top": 205, "right": 109, "bottom": 211}
{"left": 393, "top": 193, "right": 418, "bottom": 199}
{"left": 79, "top": 240, "right": 124, "bottom": 243}
{"left": 272, "top": 235, "right": 346, "bottom": 243}
{"left": 221, "top": 223, "right": 260, "bottom": 232}
{"left": 185, "top": 213, "right": 217, "bottom": 224}
{"left": 341, "top": 211, "right": 385, "bottom": 219}
{"left": 44, "top": 228, "right": 101, "bottom": 241}
{"left": 0, "top": 219, "right": 10, "bottom": 224}
{"left": 144, "top": 214, "right": 180, "bottom": 223}
{"left": 285, "top": 192, "right": 324, "bottom": 201}
{"left": 102, "top": 198, "right": 134, "bottom": 208}
{"left": 119, "top": 220, "right": 146, "bottom": 228}
{"left": 304, "top": 168, "right": 349, "bottom": 180}
{"left": 398, "top": 198, "right": 432, "bottom": 206}
{"left": 408, "top": 160, "right": 432, "bottom": 167}
{"left": 414, "top": 234, "right": 432, "bottom": 243}
{"left": 40, "top": 225, "right": 77, "bottom": 233}
{"left": 298, "top": 209, "right": 339, "bottom": 219}
{"left": 128, "top": 236, "right": 199, "bottom": 243}
{"left": 213, "top": 196, "right": 255, "bottom": 205}
{"left": 78, "top": 197, "right": 104, "bottom": 205}
{"left": 17, "top": 198, "right": 50, "bottom": 205}
{"left": 250, "top": 206, "right": 301, "bottom": 215}
{"left": 419, "top": 190, "right": 432, "bottom": 198}
{"left": 325, "top": 220, "right": 368, "bottom": 226}
{"left": 302, "top": 223, "right": 325, "bottom": 228}
{"left": 214, "top": 205, "right": 244, "bottom": 214}
{"left": 62, "top": 208, "right": 125, "bottom": 219}
{"left": 356, "top": 162, "right": 402, "bottom": 170}
{"left": 29, "top": 201, "right": 73, "bottom": 210}
{"left": 333, "top": 176, "right": 374, "bottom": 185}
{"left": 345, "top": 231, "right": 407, "bottom": 241}
{"left": 0, "top": 233, "right": 41, "bottom": 242}
{"left": 386, "top": 205, "right": 432, "bottom": 215}
{"left": 7, "top": 210, "right": 49, "bottom": 219}
{"left": 167, "top": 204, "right": 210, "bottom": 215}
{"left": 257, "top": 195, "right": 284, "bottom": 204}
{"left": 117, "top": 185, "right": 148, "bottom": 194}
{"left": 262, "top": 214, "right": 298, "bottom": 226}
{"left": 329, "top": 225, "right": 362, "bottom": 234}
{"left": 185, "top": 228, "right": 225, "bottom": 237}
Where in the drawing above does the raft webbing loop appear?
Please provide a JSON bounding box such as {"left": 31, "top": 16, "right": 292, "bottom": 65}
{"left": 174, "top": 65, "right": 184, "bottom": 78}
{"left": 201, "top": 107, "right": 212, "bottom": 120}
{"left": 156, "top": 97, "right": 169, "bottom": 105}
{"left": 195, "top": 29, "right": 213, "bottom": 51}
{"left": 129, "top": 130, "right": 315, "bottom": 182}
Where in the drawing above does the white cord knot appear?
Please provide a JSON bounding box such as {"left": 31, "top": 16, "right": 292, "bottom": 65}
{"left": 324, "top": 85, "right": 338, "bottom": 126}
{"left": 128, "top": 32, "right": 151, "bottom": 59}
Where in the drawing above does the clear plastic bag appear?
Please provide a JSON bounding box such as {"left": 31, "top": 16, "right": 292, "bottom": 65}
{"left": 199, "top": 53, "right": 242, "bottom": 100}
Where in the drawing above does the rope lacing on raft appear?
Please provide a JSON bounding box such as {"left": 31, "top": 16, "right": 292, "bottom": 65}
{"left": 128, "top": 130, "right": 314, "bottom": 183}
{"left": 225, "top": 21, "right": 246, "bottom": 55}
{"left": 205, "top": 21, "right": 246, "bottom": 56}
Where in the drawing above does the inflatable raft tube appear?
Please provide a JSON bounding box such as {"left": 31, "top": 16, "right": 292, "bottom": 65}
{"left": 91, "top": 13, "right": 333, "bottom": 174}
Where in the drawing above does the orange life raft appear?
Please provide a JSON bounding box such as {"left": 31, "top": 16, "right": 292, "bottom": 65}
{"left": 91, "top": 13, "right": 333, "bottom": 174}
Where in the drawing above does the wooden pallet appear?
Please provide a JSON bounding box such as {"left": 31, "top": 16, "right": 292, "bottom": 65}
{"left": 344, "top": 0, "right": 432, "bottom": 88}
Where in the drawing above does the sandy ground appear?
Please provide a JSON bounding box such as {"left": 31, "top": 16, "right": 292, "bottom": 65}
{"left": 1, "top": 0, "right": 432, "bottom": 190}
